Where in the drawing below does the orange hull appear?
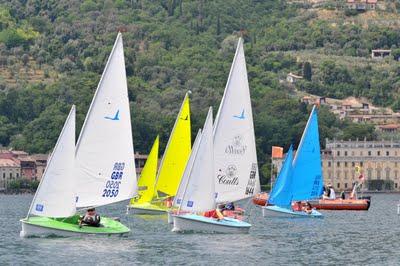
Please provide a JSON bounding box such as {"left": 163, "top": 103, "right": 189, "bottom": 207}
{"left": 252, "top": 192, "right": 268, "bottom": 206}
{"left": 253, "top": 192, "right": 370, "bottom": 211}
{"left": 308, "top": 199, "right": 370, "bottom": 210}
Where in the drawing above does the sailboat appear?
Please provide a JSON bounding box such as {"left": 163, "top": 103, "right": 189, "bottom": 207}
{"left": 213, "top": 38, "right": 260, "bottom": 207}
{"left": 167, "top": 129, "right": 202, "bottom": 224}
{"left": 172, "top": 107, "right": 251, "bottom": 233}
{"left": 127, "top": 93, "right": 191, "bottom": 214}
{"left": 127, "top": 136, "right": 160, "bottom": 214}
{"left": 20, "top": 33, "right": 137, "bottom": 237}
{"left": 262, "top": 106, "right": 323, "bottom": 218}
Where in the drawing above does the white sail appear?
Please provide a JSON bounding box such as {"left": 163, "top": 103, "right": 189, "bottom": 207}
{"left": 213, "top": 38, "right": 260, "bottom": 203}
{"left": 173, "top": 129, "right": 202, "bottom": 207}
{"left": 29, "top": 105, "right": 76, "bottom": 218}
{"left": 180, "top": 108, "right": 215, "bottom": 213}
{"left": 75, "top": 33, "right": 137, "bottom": 208}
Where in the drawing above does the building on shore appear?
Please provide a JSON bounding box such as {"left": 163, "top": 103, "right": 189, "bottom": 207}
{"left": 271, "top": 138, "right": 400, "bottom": 192}
{"left": 0, "top": 148, "right": 150, "bottom": 190}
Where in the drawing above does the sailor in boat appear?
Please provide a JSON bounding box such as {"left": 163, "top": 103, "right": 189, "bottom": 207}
{"left": 302, "top": 202, "right": 313, "bottom": 214}
{"left": 322, "top": 183, "right": 336, "bottom": 200}
{"left": 165, "top": 196, "right": 173, "bottom": 208}
{"left": 203, "top": 204, "right": 225, "bottom": 221}
{"left": 292, "top": 201, "right": 303, "bottom": 212}
{"left": 79, "top": 208, "right": 101, "bottom": 228}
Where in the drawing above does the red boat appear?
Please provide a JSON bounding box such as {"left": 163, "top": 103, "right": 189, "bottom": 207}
{"left": 252, "top": 192, "right": 370, "bottom": 211}
{"left": 308, "top": 198, "right": 370, "bottom": 210}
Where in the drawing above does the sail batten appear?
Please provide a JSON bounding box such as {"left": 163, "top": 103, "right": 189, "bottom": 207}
{"left": 213, "top": 38, "right": 260, "bottom": 203}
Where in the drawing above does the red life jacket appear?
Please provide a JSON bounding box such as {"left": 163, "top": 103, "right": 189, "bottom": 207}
{"left": 203, "top": 210, "right": 218, "bottom": 218}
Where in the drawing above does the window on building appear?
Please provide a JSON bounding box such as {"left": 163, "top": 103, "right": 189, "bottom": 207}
{"left": 376, "top": 169, "right": 381, "bottom": 180}
{"left": 9, "top": 173, "right": 12, "bottom": 178}
{"left": 345, "top": 183, "right": 348, "bottom": 189}
{"left": 395, "top": 170, "right": 398, "bottom": 179}
{"left": 351, "top": 151, "right": 355, "bottom": 156}
{"left": 360, "top": 162, "right": 363, "bottom": 167}
{"left": 336, "top": 170, "right": 341, "bottom": 178}
{"left": 352, "top": 162, "right": 355, "bottom": 167}
{"left": 345, "top": 151, "right": 348, "bottom": 156}
{"left": 367, "top": 168, "right": 372, "bottom": 179}
{"left": 345, "top": 162, "right": 348, "bottom": 167}
{"left": 344, "top": 170, "right": 348, "bottom": 179}
{"left": 386, "top": 151, "right": 389, "bottom": 156}
{"left": 368, "top": 151, "right": 371, "bottom": 156}
{"left": 16, "top": 173, "right": 19, "bottom": 178}
{"left": 337, "top": 183, "right": 340, "bottom": 189}
{"left": 328, "top": 161, "right": 331, "bottom": 167}
{"left": 386, "top": 168, "right": 390, "bottom": 180}
{"left": 377, "top": 151, "right": 380, "bottom": 156}
{"left": 2, "top": 173, "right": 4, "bottom": 178}
{"left": 337, "top": 151, "right": 340, "bottom": 156}
{"left": 395, "top": 183, "right": 398, "bottom": 189}
{"left": 360, "top": 151, "right": 363, "bottom": 156}
{"left": 337, "top": 162, "right": 340, "bottom": 167}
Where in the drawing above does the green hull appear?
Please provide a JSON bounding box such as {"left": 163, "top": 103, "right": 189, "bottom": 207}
{"left": 21, "top": 215, "right": 130, "bottom": 236}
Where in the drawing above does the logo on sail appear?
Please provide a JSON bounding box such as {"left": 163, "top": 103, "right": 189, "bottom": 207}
{"left": 217, "top": 165, "right": 239, "bottom": 186}
{"left": 104, "top": 110, "right": 120, "bottom": 121}
{"left": 245, "top": 163, "right": 257, "bottom": 195}
{"left": 35, "top": 204, "right": 44, "bottom": 212}
{"left": 180, "top": 115, "right": 189, "bottom": 121}
{"left": 225, "top": 135, "right": 247, "bottom": 155}
{"left": 233, "top": 109, "right": 245, "bottom": 120}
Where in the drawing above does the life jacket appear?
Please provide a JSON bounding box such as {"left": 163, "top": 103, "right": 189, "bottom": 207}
{"left": 82, "top": 214, "right": 101, "bottom": 227}
{"left": 203, "top": 210, "right": 218, "bottom": 218}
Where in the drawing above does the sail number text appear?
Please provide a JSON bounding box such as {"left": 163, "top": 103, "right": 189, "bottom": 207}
{"left": 102, "top": 162, "right": 125, "bottom": 198}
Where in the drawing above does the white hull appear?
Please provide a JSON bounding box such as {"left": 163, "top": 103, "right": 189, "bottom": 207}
{"left": 172, "top": 215, "right": 250, "bottom": 234}
{"left": 262, "top": 206, "right": 322, "bottom": 218}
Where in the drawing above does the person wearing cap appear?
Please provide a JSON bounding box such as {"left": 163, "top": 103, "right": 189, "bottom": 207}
{"left": 79, "top": 208, "right": 101, "bottom": 228}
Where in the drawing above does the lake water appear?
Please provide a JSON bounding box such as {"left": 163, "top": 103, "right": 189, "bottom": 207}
{"left": 0, "top": 194, "right": 399, "bottom": 265}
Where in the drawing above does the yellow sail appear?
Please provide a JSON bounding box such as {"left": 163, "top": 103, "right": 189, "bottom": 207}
{"left": 154, "top": 93, "right": 191, "bottom": 197}
{"left": 130, "top": 136, "right": 159, "bottom": 204}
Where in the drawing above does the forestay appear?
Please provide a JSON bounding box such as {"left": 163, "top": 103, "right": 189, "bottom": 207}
{"left": 173, "top": 129, "right": 202, "bottom": 208}
{"left": 155, "top": 93, "right": 191, "bottom": 197}
{"left": 179, "top": 108, "right": 215, "bottom": 213}
{"left": 291, "top": 106, "right": 323, "bottom": 201}
{"left": 75, "top": 33, "right": 137, "bottom": 208}
{"left": 268, "top": 145, "right": 294, "bottom": 208}
{"left": 29, "top": 105, "right": 76, "bottom": 218}
{"left": 213, "top": 38, "right": 260, "bottom": 203}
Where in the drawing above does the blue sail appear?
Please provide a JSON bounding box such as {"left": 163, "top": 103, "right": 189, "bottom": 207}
{"left": 291, "top": 106, "right": 323, "bottom": 201}
{"left": 268, "top": 145, "right": 294, "bottom": 208}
